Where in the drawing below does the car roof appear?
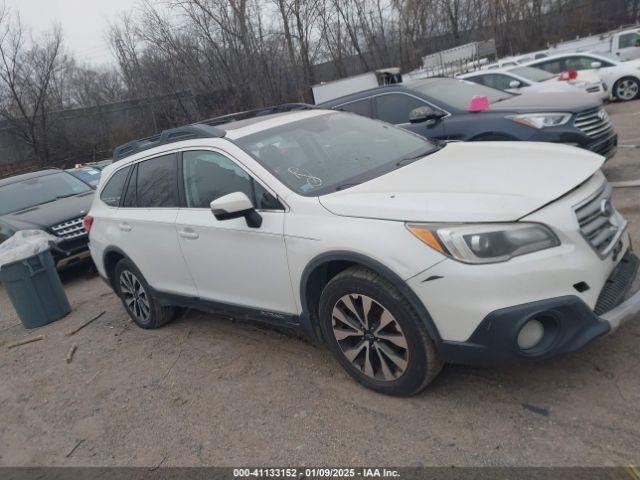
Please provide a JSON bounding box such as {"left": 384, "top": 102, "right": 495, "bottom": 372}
{"left": 317, "top": 84, "right": 411, "bottom": 106}
{"left": 102, "top": 109, "right": 335, "bottom": 175}
{"left": 523, "top": 52, "right": 608, "bottom": 63}
{"left": 0, "top": 169, "right": 61, "bottom": 187}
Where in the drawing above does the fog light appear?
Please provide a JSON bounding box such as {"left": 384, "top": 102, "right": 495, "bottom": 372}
{"left": 517, "top": 319, "right": 545, "bottom": 350}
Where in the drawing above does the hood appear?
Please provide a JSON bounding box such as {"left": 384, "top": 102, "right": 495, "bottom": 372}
{"left": 489, "top": 91, "right": 601, "bottom": 113}
{"left": 1, "top": 192, "right": 94, "bottom": 231}
{"left": 319, "top": 142, "right": 603, "bottom": 223}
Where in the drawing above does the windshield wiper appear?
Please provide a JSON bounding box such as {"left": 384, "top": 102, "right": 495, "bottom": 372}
{"left": 55, "top": 193, "right": 79, "bottom": 199}
{"left": 9, "top": 198, "right": 57, "bottom": 214}
{"left": 396, "top": 143, "right": 443, "bottom": 167}
{"left": 335, "top": 182, "right": 361, "bottom": 191}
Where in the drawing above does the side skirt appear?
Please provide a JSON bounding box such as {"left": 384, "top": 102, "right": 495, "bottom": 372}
{"left": 150, "top": 288, "right": 303, "bottom": 331}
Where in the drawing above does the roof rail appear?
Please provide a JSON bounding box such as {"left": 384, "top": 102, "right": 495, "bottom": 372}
{"left": 113, "top": 123, "right": 226, "bottom": 161}
{"left": 201, "top": 103, "right": 315, "bottom": 127}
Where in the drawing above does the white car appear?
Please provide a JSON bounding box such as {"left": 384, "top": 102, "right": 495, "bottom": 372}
{"left": 458, "top": 66, "right": 608, "bottom": 100}
{"left": 522, "top": 52, "right": 640, "bottom": 101}
{"left": 85, "top": 109, "right": 640, "bottom": 396}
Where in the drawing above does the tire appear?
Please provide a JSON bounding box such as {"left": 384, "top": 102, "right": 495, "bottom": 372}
{"left": 613, "top": 77, "right": 640, "bottom": 102}
{"left": 319, "top": 266, "right": 442, "bottom": 396}
{"left": 113, "top": 258, "right": 176, "bottom": 329}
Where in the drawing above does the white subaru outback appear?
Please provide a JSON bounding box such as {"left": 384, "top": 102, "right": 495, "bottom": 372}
{"left": 85, "top": 108, "right": 640, "bottom": 396}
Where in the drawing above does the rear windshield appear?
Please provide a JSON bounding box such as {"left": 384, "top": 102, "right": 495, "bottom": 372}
{"left": 0, "top": 172, "right": 92, "bottom": 215}
{"left": 409, "top": 78, "right": 513, "bottom": 110}
{"left": 68, "top": 168, "right": 101, "bottom": 185}
{"left": 235, "top": 112, "right": 439, "bottom": 196}
{"left": 508, "top": 66, "right": 555, "bottom": 82}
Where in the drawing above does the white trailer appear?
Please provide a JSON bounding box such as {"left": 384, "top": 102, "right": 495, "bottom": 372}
{"left": 547, "top": 25, "right": 640, "bottom": 61}
{"left": 312, "top": 68, "right": 401, "bottom": 104}
{"left": 419, "top": 40, "right": 497, "bottom": 77}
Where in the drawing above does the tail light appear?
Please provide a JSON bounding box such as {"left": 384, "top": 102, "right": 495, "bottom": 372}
{"left": 83, "top": 215, "right": 94, "bottom": 233}
{"left": 558, "top": 70, "right": 578, "bottom": 81}
{"left": 635, "top": 39, "right": 640, "bottom": 47}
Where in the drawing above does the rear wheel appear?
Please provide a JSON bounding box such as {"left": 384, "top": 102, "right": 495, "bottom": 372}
{"left": 114, "top": 258, "right": 176, "bottom": 329}
{"left": 613, "top": 77, "right": 640, "bottom": 102}
{"left": 319, "top": 266, "right": 442, "bottom": 396}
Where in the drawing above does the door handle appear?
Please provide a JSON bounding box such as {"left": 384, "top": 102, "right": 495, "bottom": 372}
{"left": 119, "top": 223, "right": 132, "bottom": 232}
{"left": 179, "top": 229, "right": 199, "bottom": 240}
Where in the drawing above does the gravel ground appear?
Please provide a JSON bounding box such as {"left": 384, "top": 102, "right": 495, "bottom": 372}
{"left": 0, "top": 100, "right": 639, "bottom": 468}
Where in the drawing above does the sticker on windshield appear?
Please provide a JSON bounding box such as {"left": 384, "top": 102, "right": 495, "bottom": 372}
{"left": 287, "top": 167, "right": 322, "bottom": 187}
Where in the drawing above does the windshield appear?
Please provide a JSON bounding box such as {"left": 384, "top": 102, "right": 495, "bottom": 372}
{"left": 508, "top": 66, "right": 555, "bottom": 82}
{"left": 235, "top": 112, "right": 439, "bottom": 196}
{"left": 408, "top": 78, "right": 513, "bottom": 110}
{"left": 0, "top": 172, "right": 92, "bottom": 215}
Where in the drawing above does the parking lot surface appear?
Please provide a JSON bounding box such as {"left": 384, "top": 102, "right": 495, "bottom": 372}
{"left": 1, "top": 101, "right": 639, "bottom": 467}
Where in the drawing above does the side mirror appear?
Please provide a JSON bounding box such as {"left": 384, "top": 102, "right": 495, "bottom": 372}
{"left": 509, "top": 80, "right": 521, "bottom": 89}
{"left": 210, "top": 192, "right": 262, "bottom": 228}
{"left": 590, "top": 61, "right": 602, "bottom": 69}
{"left": 409, "top": 106, "right": 444, "bottom": 123}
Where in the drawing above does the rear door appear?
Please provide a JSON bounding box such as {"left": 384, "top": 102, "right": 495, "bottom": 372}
{"left": 117, "top": 153, "right": 197, "bottom": 296}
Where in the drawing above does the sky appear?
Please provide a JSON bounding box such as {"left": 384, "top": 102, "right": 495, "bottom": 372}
{"left": 4, "top": 0, "right": 137, "bottom": 66}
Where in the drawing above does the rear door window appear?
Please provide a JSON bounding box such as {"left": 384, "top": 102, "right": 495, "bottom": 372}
{"left": 481, "top": 74, "right": 517, "bottom": 90}
{"left": 465, "top": 75, "right": 487, "bottom": 86}
{"left": 532, "top": 58, "right": 566, "bottom": 74}
{"left": 374, "top": 93, "right": 428, "bottom": 125}
{"left": 135, "top": 154, "right": 179, "bottom": 208}
{"left": 100, "top": 166, "right": 131, "bottom": 207}
{"left": 122, "top": 165, "right": 138, "bottom": 208}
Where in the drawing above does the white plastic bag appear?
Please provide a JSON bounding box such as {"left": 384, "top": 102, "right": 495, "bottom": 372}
{"left": 0, "top": 230, "right": 58, "bottom": 269}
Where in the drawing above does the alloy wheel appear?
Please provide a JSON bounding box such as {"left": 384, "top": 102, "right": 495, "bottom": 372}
{"left": 616, "top": 79, "right": 639, "bottom": 101}
{"left": 331, "top": 294, "right": 409, "bottom": 381}
{"left": 119, "top": 270, "right": 151, "bottom": 323}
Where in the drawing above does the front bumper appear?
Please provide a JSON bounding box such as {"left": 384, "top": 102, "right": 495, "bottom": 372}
{"left": 437, "top": 251, "right": 639, "bottom": 366}
{"left": 52, "top": 235, "right": 91, "bottom": 269}
{"left": 527, "top": 129, "right": 618, "bottom": 160}
{"left": 586, "top": 132, "right": 618, "bottom": 160}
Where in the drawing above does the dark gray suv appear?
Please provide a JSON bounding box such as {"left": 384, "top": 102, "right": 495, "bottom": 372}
{"left": 318, "top": 77, "right": 618, "bottom": 159}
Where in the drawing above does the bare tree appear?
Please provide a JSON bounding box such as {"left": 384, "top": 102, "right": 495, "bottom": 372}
{"left": 0, "top": 7, "right": 64, "bottom": 166}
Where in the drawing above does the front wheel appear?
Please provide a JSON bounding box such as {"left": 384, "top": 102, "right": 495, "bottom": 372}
{"left": 113, "top": 258, "right": 176, "bottom": 329}
{"left": 613, "top": 77, "right": 640, "bottom": 102}
{"left": 319, "top": 266, "right": 442, "bottom": 396}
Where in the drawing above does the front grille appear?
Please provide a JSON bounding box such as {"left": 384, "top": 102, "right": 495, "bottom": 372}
{"left": 594, "top": 252, "right": 639, "bottom": 315}
{"left": 591, "top": 134, "right": 618, "bottom": 158}
{"left": 574, "top": 183, "right": 620, "bottom": 257}
{"left": 574, "top": 107, "right": 614, "bottom": 139}
{"left": 51, "top": 217, "right": 87, "bottom": 240}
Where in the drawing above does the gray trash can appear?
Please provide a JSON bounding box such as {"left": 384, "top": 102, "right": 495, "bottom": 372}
{"left": 0, "top": 249, "right": 71, "bottom": 329}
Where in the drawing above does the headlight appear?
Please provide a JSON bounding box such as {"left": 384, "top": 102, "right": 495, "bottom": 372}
{"left": 407, "top": 223, "right": 560, "bottom": 264}
{"left": 507, "top": 113, "right": 571, "bottom": 129}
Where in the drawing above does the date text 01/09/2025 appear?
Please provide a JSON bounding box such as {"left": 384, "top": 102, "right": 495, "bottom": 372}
{"left": 233, "top": 468, "right": 401, "bottom": 478}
